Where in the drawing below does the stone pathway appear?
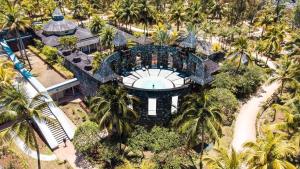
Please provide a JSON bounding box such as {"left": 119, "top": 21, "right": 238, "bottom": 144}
{"left": 54, "top": 141, "right": 93, "bottom": 169}
{"left": 13, "top": 135, "right": 57, "bottom": 161}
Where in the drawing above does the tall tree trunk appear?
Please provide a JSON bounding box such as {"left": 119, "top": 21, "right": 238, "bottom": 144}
{"left": 236, "top": 53, "right": 243, "bottom": 73}
{"left": 200, "top": 123, "right": 204, "bottom": 169}
{"left": 177, "top": 21, "right": 180, "bottom": 31}
{"left": 30, "top": 124, "right": 41, "bottom": 169}
{"left": 17, "top": 30, "right": 32, "bottom": 70}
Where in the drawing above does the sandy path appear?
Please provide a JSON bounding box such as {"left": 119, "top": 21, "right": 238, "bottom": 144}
{"left": 231, "top": 81, "right": 280, "bottom": 152}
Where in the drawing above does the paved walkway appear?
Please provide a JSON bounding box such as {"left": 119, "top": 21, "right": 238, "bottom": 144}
{"left": 231, "top": 58, "right": 279, "bottom": 152}
{"left": 54, "top": 141, "right": 93, "bottom": 169}
{"left": 16, "top": 50, "right": 67, "bottom": 88}
{"left": 13, "top": 135, "right": 57, "bottom": 161}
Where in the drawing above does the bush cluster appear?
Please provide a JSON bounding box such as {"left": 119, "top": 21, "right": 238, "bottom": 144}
{"left": 127, "top": 126, "right": 182, "bottom": 153}
{"left": 212, "top": 62, "right": 267, "bottom": 98}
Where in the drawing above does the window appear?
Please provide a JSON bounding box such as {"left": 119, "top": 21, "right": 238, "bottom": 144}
{"left": 148, "top": 98, "right": 157, "bottom": 116}
{"left": 171, "top": 96, "right": 178, "bottom": 114}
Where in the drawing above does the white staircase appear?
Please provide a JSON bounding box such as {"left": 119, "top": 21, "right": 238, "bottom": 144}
{"left": 32, "top": 99, "right": 69, "bottom": 145}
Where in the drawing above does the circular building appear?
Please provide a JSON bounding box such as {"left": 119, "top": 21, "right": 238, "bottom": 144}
{"left": 92, "top": 32, "right": 219, "bottom": 125}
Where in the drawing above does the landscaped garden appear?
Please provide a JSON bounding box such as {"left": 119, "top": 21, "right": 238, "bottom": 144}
{"left": 0, "top": 0, "right": 299, "bottom": 169}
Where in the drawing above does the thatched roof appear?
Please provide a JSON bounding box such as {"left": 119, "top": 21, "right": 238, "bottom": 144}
{"left": 113, "top": 31, "right": 127, "bottom": 47}
{"left": 42, "top": 8, "right": 77, "bottom": 36}
{"left": 179, "top": 32, "right": 197, "bottom": 49}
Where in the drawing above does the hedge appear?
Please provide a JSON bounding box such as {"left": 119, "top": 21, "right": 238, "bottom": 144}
{"left": 28, "top": 45, "right": 74, "bottom": 79}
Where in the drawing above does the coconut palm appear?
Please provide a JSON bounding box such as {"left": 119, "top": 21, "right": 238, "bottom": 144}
{"left": 99, "top": 26, "right": 115, "bottom": 51}
{"left": 187, "top": 1, "right": 204, "bottom": 26}
{"left": 152, "top": 23, "right": 178, "bottom": 45}
{"left": 138, "top": 0, "right": 156, "bottom": 36}
{"left": 243, "top": 129, "right": 298, "bottom": 169}
{"left": 89, "top": 15, "right": 106, "bottom": 34}
{"left": 0, "top": 0, "right": 32, "bottom": 70}
{"left": 119, "top": 0, "right": 140, "bottom": 31}
{"left": 269, "top": 55, "right": 299, "bottom": 94}
{"left": 228, "top": 37, "right": 252, "bottom": 72}
{"left": 111, "top": 0, "right": 122, "bottom": 27}
{"left": 203, "top": 146, "right": 241, "bottom": 169}
{"left": 89, "top": 84, "right": 139, "bottom": 149}
{"left": 0, "top": 86, "right": 52, "bottom": 169}
{"left": 169, "top": 1, "right": 185, "bottom": 31}
{"left": 0, "top": 58, "right": 15, "bottom": 89}
{"left": 264, "top": 25, "right": 285, "bottom": 64}
{"left": 172, "top": 92, "right": 223, "bottom": 169}
{"left": 210, "top": 0, "right": 224, "bottom": 20}
{"left": 254, "top": 13, "right": 274, "bottom": 37}
{"left": 270, "top": 95, "right": 300, "bottom": 136}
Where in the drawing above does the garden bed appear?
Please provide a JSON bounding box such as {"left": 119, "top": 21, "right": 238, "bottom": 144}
{"left": 60, "top": 102, "right": 89, "bottom": 126}
{"left": 27, "top": 45, "right": 74, "bottom": 79}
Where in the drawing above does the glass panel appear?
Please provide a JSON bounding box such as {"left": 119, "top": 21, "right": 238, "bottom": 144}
{"left": 171, "top": 96, "right": 178, "bottom": 114}
{"left": 148, "top": 98, "right": 157, "bottom": 116}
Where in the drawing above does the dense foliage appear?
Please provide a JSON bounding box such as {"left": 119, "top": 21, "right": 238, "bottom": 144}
{"left": 213, "top": 62, "right": 267, "bottom": 98}
{"left": 73, "top": 121, "right": 101, "bottom": 153}
{"left": 207, "top": 88, "right": 239, "bottom": 125}
{"left": 127, "top": 126, "right": 182, "bottom": 153}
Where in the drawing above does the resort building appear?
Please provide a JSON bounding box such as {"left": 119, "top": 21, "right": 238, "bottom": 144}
{"left": 35, "top": 8, "right": 99, "bottom": 53}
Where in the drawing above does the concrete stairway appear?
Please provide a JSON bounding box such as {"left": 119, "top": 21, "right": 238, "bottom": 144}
{"left": 32, "top": 99, "right": 69, "bottom": 144}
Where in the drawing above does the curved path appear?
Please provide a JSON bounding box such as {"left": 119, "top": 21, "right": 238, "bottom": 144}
{"left": 231, "top": 58, "right": 279, "bottom": 152}
{"left": 14, "top": 135, "right": 57, "bottom": 161}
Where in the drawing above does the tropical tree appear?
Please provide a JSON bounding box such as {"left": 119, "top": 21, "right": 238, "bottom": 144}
{"left": 119, "top": 0, "right": 140, "bottom": 31}
{"left": 264, "top": 25, "right": 285, "bottom": 64}
{"left": 0, "top": 58, "right": 15, "bottom": 90}
{"left": 151, "top": 23, "right": 178, "bottom": 45}
{"left": 210, "top": 0, "right": 224, "bottom": 20}
{"left": 58, "top": 35, "right": 78, "bottom": 51}
{"left": 89, "top": 84, "right": 139, "bottom": 150}
{"left": 243, "top": 129, "right": 298, "bottom": 169}
{"left": 111, "top": 0, "right": 122, "bottom": 26}
{"left": 99, "top": 26, "right": 115, "bottom": 51}
{"left": 89, "top": 15, "right": 106, "bottom": 34}
{"left": 228, "top": 37, "right": 252, "bottom": 72}
{"left": 172, "top": 92, "right": 223, "bottom": 169}
{"left": 203, "top": 146, "right": 241, "bottom": 169}
{"left": 169, "top": 1, "right": 185, "bottom": 31}
{"left": 0, "top": 86, "right": 52, "bottom": 169}
{"left": 138, "top": 0, "right": 156, "bottom": 36}
{"left": 187, "top": 1, "right": 204, "bottom": 26}
{"left": 254, "top": 12, "right": 274, "bottom": 37}
{"left": 0, "top": 0, "right": 32, "bottom": 69}
{"left": 269, "top": 55, "right": 299, "bottom": 94}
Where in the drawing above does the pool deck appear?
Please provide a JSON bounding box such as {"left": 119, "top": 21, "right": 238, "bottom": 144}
{"left": 122, "top": 69, "right": 186, "bottom": 89}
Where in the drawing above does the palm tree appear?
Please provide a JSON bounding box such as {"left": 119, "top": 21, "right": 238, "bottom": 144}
{"left": 89, "top": 84, "right": 139, "bottom": 150}
{"left": 187, "top": 1, "right": 204, "bottom": 26}
{"left": 254, "top": 14, "right": 274, "bottom": 37}
{"left": 119, "top": 0, "right": 140, "bottom": 31}
{"left": 99, "top": 26, "right": 115, "bottom": 51}
{"left": 270, "top": 95, "right": 300, "bottom": 136}
{"left": 169, "top": 1, "right": 185, "bottom": 31}
{"left": 264, "top": 25, "right": 285, "bottom": 64}
{"left": 269, "top": 55, "right": 299, "bottom": 94}
{"left": 0, "top": 58, "right": 16, "bottom": 89}
{"left": 138, "top": 0, "right": 156, "bottom": 36}
{"left": 172, "top": 92, "right": 223, "bottom": 169}
{"left": 228, "top": 37, "right": 251, "bottom": 72}
{"left": 111, "top": 0, "right": 122, "bottom": 27}
{"left": 243, "top": 129, "right": 298, "bottom": 169}
{"left": 152, "top": 23, "right": 178, "bottom": 46}
{"left": 203, "top": 146, "right": 241, "bottom": 169}
{"left": 0, "top": 86, "right": 52, "bottom": 169}
{"left": 89, "top": 15, "right": 106, "bottom": 34}
{"left": 0, "top": 0, "right": 32, "bottom": 70}
{"left": 210, "top": 0, "right": 224, "bottom": 20}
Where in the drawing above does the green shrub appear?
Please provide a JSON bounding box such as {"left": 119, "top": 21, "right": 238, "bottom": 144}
{"left": 153, "top": 149, "right": 193, "bottom": 169}
{"left": 207, "top": 88, "right": 239, "bottom": 125}
{"left": 128, "top": 126, "right": 182, "bottom": 153}
{"left": 212, "top": 62, "right": 267, "bottom": 98}
{"left": 73, "top": 121, "right": 101, "bottom": 153}
{"left": 41, "top": 46, "right": 58, "bottom": 64}
{"left": 33, "top": 39, "right": 44, "bottom": 50}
